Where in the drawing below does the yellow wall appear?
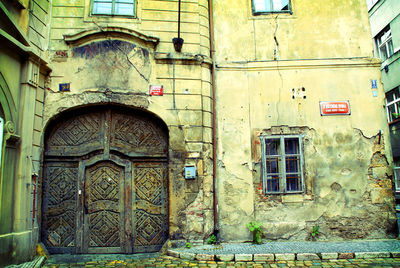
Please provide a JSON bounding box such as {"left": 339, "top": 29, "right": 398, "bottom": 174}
{"left": 213, "top": 0, "right": 396, "bottom": 241}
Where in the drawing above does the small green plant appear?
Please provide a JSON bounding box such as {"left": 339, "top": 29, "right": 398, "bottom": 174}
{"left": 311, "top": 225, "right": 320, "bottom": 240}
{"left": 246, "top": 221, "right": 263, "bottom": 244}
{"left": 206, "top": 234, "right": 217, "bottom": 244}
{"left": 185, "top": 242, "right": 191, "bottom": 249}
{"left": 393, "top": 113, "right": 400, "bottom": 119}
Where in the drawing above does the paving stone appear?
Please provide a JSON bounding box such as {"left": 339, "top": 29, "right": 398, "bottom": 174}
{"left": 392, "top": 252, "right": 400, "bottom": 258}
{"left": 180, "top": 252, "right": 196, "bottom": 260}
{"left": 167, "top": 250, "right": 180, "bottom": 258}
{"left": 337, "top": 253, "right": 354, "bottom": 259}
{"left": 254, "top": 254, "right": 274, "bottom": 261}
{"left": 354, "top": 252, "right": 390, "bottom": 259}
{"left": 320, "top": 253, "right": 338, "bottom": 260}
{"left": 235, "top": 254, "right": 253, "bottom": 261}
{"left": 297, "top": 253, "right": 320, "bottom": 261}
{"left": 196, "top": 254, "right": 215, "bottom": 261}
{"left": 275, "top": 254, "right": 295, "bottom": 261}
{"left": 216, "top": 254, "right": 235, "bottom": 261}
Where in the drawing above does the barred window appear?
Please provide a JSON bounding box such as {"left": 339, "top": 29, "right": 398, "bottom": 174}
{"left": 92, "top": 0, "right": 135, "bottom": 16}
{"left": 386, "top": 86, "right": 400, "bottom": 123}
{"left": 260, "top": 135, "right": 304, "bottom": 194}
{"left": 395, "top": 167, "right": 400, "bottom": 192}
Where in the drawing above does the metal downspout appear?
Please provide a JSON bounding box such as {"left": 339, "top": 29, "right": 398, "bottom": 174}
{"left": 208, "top": 0, "right": 219, "bottom": 241}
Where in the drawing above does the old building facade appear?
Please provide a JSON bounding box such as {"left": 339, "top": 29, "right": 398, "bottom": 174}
{"left": 213, "top": 0, "right": 397, "bottom": 241}
{"left": 366, "top": 0, "right": 400, "bottom": 205}
{"left": 0, "top": 0, "right": 398, "bottom": 265}
{"left": 0, "top": 0, "right": 50, "bottom": 265}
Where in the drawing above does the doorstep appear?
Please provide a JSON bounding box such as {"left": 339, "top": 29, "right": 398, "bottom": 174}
{"left": 167, "top": 249, "right": 398, "bottom": 261}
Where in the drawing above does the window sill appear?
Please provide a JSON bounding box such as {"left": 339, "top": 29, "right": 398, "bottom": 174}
{"left": 389, "top": 118, "right": 400, "bottom": 126}
{"left": 380, "top": 50, "right": 400, "bottom": 69}
{"left": 91, "top": 13, "right": 136, "bottom": 18}
{"left": 250, "top": 11, "right": 295, "bottom": 20}
{"left": 253, "top": 10, "right": 292, "bottom": 15}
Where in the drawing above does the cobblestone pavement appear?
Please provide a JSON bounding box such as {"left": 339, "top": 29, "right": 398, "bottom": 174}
{"left": 43, "top": 255, "right": 400, "bottom": 267}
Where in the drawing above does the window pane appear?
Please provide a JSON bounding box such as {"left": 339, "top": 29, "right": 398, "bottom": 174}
{"left": 286, "top": 156, "right": 299, "bottom": 173}
{"left": 266, "top": 157, "right": 280, "bottom": 173}
{"left": 273, "top": 0, "right": 289, "bottom": 10}
{"left": 380, "top": 44, "right": 388, "bottom": 60}
{"left": 266, "top": 175, "right": 280, "bottom": 192}
{"left": 284, "top": 138, "right": 299, "bottom": 154}
{"left": 115, "top": 0, "right": 133, "bottom": 3}
{"left": 114, "top": 3, "right": 133, "bottom": 15}
{"left": 394, "top": 87, "right": 400, "bottom": 100}
{"left": 386, "top": 91, "right": 395, "bottom": 103}
{"left": 254, "top": 0, "right": 266, "bottom": 11}
{"left": 388, "top": 39, "right": 394, "bottom": 57}
{"left": 286, "top": 174, "right": 300, "bottom": 191}
{"left": 265, "top": 139, "right": 280, "bottom": 155}
{"left": 388, "top": 104, "right": 396, "bottom": 121}
{"left": 93, "top": 1, "right": 112, "bottom": 14}
{"left": 395, "top": 168, "right": 400, "bottom": 192}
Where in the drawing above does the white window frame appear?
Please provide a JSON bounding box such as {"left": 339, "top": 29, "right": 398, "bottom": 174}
{"left": 260, "top": 135, "right": 304, "bottom": 194}
{"left": 376, "top": 27, "right": 394, "bottom": 61}
{"left": 252, "top": 0, "right": 292, "bottom": 15}
{"left": 366, "top": 0, "right": 379, "bottom": 10}
{"left": 91, "top": 0, "right": 136, "bottom": 16}
{"left": 385, "top": 87, "right": 400, "bottom": 123}
{"left": 394, "top": 167, "right": 400, "bottom": 192}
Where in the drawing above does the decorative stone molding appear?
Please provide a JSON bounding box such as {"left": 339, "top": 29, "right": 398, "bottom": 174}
{"left": 64, "top": 26, "right": 159, "bottom": 47}
{"left": 4, "top": 121, "right": 20, "bottom": 145}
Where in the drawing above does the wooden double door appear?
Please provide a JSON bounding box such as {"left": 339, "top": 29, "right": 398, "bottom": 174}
{"left": 41, "top": 108, "right": 169, "bottom": 253}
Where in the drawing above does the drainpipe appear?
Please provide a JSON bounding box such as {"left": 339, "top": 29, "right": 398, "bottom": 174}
{"left": 208, "top": 0, "right": 219, "bottom": 241}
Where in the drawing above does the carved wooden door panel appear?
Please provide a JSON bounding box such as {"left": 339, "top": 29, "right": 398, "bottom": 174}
{"left": 43, "top": 107, "right": 169, "bottom": 254}
{"left": 42, "top": 161, "right": 78, "bottom": 253}
{"left": 133, "top": 162, "right": 168, "bottom": 253}
{"left": 84, "top": 161, "right": 127, "bottom": 253}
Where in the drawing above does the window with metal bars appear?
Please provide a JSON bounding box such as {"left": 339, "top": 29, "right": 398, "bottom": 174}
{"left": 252, "top": 0, "right": 292, "bottom": 15}
{"left": 92, "top": 0, "right": 135, "bottom": 16}
{"left": 394, "top": 167, "right": 400, "bottom": 193}
{"left": 386, "top": 87, "right": 400, "bottom": 123}
{"left": 260, "top": 135, "right": 304, "bottom": 194}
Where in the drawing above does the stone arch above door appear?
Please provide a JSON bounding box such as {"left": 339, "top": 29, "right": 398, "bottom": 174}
{"left": 42, "top": 105, "right": 169, "bottom": 254}
{"left": 45, "top": 106, "right": 168, "bottom": 157}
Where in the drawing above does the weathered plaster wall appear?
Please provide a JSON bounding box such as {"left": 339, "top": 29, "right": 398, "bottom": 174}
{"left": 213, "top": 0, "right": 373, "bottom": 62}
{"left": 1, "top": 0, "right": 56, "bottom": 264}
{"left": 44, "top": 0, "right": 213, "bottom": 244}
{"left": 213, "top": 0, "right": 396, "bottom": 242}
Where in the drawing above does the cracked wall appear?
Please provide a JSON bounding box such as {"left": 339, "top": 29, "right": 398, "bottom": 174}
{"left": 215, "top": 64, "right": 397, "bottom": 242}
{"left": 213, "top": 0, "right": 396, "bottom": 242}
{"left": 42, "top": 0, "right": 213, "bottom": 245}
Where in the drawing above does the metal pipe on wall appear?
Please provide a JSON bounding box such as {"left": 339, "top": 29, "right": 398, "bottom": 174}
{"left": 208, "top": 0, "right": 219, "bottom": 241}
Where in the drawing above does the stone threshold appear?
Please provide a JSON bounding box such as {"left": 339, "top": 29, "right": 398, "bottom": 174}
{"left": 167, "top": 250, "right": 400, "bottom": 261}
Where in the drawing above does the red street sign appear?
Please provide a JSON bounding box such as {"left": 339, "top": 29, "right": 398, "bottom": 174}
{"left": 149, "top": 85, "right": 163, "bottom": 96}
{"left": 320, "top": 101, "right": 350, "bottom": 116}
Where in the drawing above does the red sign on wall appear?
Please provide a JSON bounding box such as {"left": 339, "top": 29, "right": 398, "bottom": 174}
{"left": 320, "top": 101, "right": 350, "bottom": 116}
{"left": 149, "top": 85, "right": 163, "bottom": 96}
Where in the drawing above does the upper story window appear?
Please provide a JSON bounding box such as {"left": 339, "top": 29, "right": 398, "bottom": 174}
{"left": 92, "top": 0, "right": 136, "bottom": 16}
{"left": 252, "top": 0, "right": 292, "bottom": 15}
{"left": 260, "top": 135, "right": 304, "bottom": 194}
{"left": 376, "top": 27, "right": 394, "bottom": 61}
{"left": 386, "top": 87, "right": 400, "bottom": 123}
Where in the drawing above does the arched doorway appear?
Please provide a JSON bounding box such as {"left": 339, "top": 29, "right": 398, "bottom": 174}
{"left": 41, "top": 106, "right": 169, "bottom": 254}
